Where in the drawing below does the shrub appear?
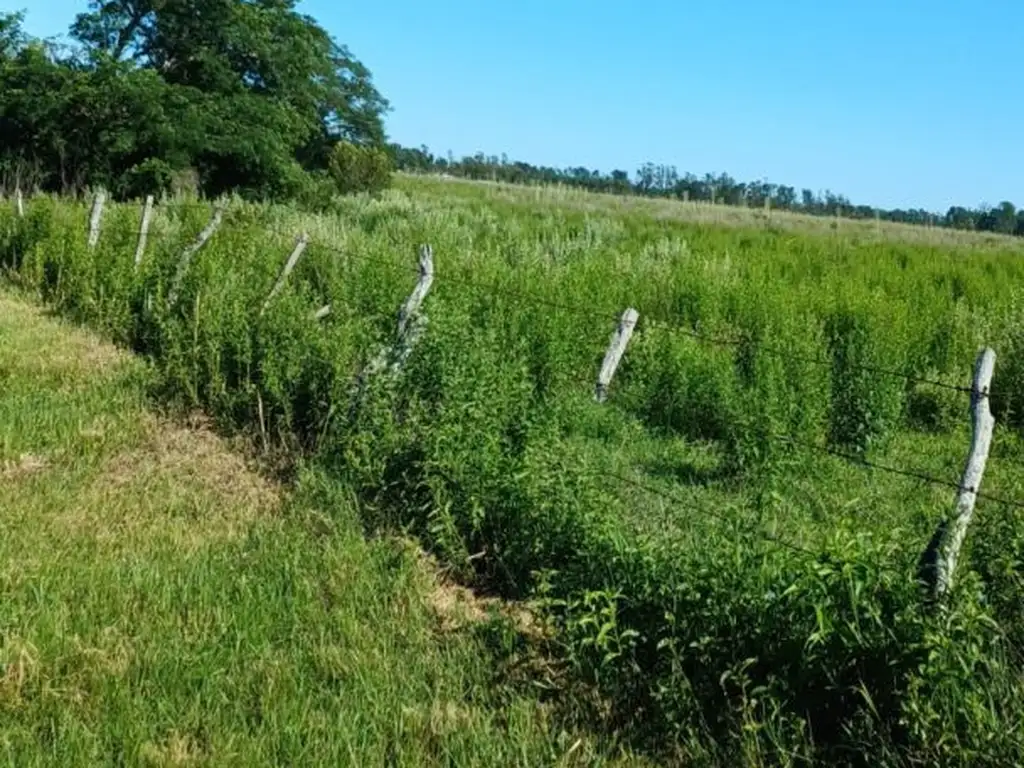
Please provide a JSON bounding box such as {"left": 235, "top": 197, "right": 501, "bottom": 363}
{"left": 117, "top": 158, "right": 177, "bottom": 200}
{"left": 328, "top": 141, "right": 393, "bottom": 197}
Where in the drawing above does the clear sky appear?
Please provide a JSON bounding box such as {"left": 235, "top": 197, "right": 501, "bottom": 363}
{"left": 5, "top": 0, "right": 1022, "bottom": 212}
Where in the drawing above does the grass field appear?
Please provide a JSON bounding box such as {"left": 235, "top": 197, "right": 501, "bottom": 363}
{"left": 3, "top": 177, "right": 1024, "bottom": 765}
{"left": 0, "top": 291, "right": 648, "bottom": 766}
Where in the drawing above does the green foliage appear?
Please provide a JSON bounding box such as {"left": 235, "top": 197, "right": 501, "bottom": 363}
{"left": 0, "top": 305, "right": 618, "bottom": 765}
{"left": 118, "top": 158, "right": 177, "bottom": 200}
{"left": 329, "top": 141, "right": 394, "bottom": 197}
{"left": 825, "top": 304, "right": 906, "bottom": 454}
{"left": 3, "top": 183, "right": 1024, "bottom": 765}
{"left": 0, "top": 4, "right": 389, "bottom": 201}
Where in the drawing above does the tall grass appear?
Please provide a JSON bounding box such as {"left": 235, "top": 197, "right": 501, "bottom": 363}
{"left": 3, "top": 180, "right": 1024, "bottom": 765}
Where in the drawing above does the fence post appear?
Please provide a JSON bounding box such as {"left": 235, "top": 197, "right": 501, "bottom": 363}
{"left": 261, "top": 233, "right": 310, "bottom": 316}
{"left": 167, "top": 203, "right": 225, "bottom": 308}
{"left": 350, "top": 245, "right": 434, "bottom": 412}
{"left": 596, "top": 308, "right": 639, "bottom": 403}
{"left": 921, "top": 348, "right": 997, "bottom": 601}
{"left": 134, "top": 195, "right": 155, "bottom": 268}
{"left": 88, "top": 189, "right": 107, "bottom": 249}
{"left": 15, "top": 188, "right": 24, "bottom": 218}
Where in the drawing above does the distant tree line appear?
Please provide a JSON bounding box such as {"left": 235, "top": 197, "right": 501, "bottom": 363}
{"left": 390, "top": 146, "right": 1024, "bottom": 237}
{"left": 0, "top": 3, "right": 390, "bottom": 202}
{"left": 1, "top": 2, "right": 1017, "bottom": 234}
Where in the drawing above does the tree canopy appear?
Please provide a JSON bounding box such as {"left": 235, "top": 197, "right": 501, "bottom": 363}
{"left": 0, "top": 2, "right": 389, "bottom": 199}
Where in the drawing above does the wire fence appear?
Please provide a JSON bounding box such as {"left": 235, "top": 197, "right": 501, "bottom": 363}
{"left": 15, "top": 193, "right": 1024, "bottom": 572}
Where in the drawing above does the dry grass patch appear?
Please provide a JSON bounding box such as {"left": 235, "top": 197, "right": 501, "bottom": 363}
{"left": 57, "top": 412, "right": 281, "bottom": 552}
{"left": 0, "top": 453, "right": 50, "bottom": 481}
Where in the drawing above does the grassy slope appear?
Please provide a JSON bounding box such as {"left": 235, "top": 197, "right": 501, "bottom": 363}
{"left": 403, "top": 174, "right": 1024, "bottom": 252}
{"left": 6, "top": 179, "right": 1024, "bottom": 764}
{"left": 0, "top": 291, "right": 644, "bottom": 767}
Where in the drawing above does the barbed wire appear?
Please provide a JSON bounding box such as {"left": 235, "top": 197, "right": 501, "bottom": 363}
{"left": 601, "top": 469, "right": 896, "bottom": 567}
{"left": 658, "top": 323, "right": 975, "bottom": 395}
{"left": 39, "top": 203, "right": 984, "bottom": 399}
{"left": 13, "top": 198, "right": 1024, "bottom": 522}
{"left": 777, "top": 434, "right": 1024, "bottom": 510}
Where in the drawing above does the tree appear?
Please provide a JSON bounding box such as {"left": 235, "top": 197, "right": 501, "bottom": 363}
{"left": 0, "top": 3, "right": 390, "bottom": 199}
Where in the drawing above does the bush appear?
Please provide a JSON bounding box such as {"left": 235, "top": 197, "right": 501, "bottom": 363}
{"left": 117, "top": 158, "right": 177, "bottom": 201}
{"left": 328, "top": 141, "right": 393, "bottom": 197}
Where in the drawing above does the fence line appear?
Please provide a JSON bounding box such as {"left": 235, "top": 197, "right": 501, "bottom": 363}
{"left": 10, "top": 191, "right": 1024, "bottom": 594}
{"left": 57, "top": 218, "right": 984, "bottom": 399}
{"left": 602, "top": 469, "right": 884, "bottom": 567}
{"left": 777, "top": 435, "right": 1024, "bottom": 511}
{"left": 6, "top": 195, "right": 998, "bottom": 403}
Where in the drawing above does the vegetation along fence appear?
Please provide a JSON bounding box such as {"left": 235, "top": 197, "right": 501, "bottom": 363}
{"left": 4, "top": 188, "right": 1024, "bottom": 763}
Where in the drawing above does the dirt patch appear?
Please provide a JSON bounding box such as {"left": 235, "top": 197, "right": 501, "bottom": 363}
{"left": 397, "top": 539, "right": 547, "bottom": 641}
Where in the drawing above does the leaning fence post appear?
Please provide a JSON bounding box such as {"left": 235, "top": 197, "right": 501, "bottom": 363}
{"left": 261, "top": 233, "right": 309, "bottom": 316}
{"left": 920, "top": 348, "right": 997, "bottom": 601}
{"left": 350, "top": 245, "right": 435, "bottom": 413}
{"left": 397, "top": 245, "right": 434, "bottom": 339}
{"left": 595, "top": 308, "right": 639, "bottom": 402}
{"left": 88, "top": 189, "right": 107, "bottom": 249}
{"left": 134, "top": 195, "right": 155, "bottom": 268}
{"left": 167, "top": 203, "right": 225, "bottom": 308}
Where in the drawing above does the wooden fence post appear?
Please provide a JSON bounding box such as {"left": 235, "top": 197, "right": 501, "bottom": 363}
{"left": 15, "top": 188, "right": 24, "bottom": 218}
{"left": 261, "top": 233, "right": 309, "bottom": 316}
{"left": 167, "top": 203, "right": 225, "bottom": 308}
{"left": 350, "top": 245, "right": 435, "bottom": 411}
{"left": 921, "top": 348, "right": 997, "bottom": 600}
{"left": 134, "top": 195, "right": 155, "bottom": 268}
{"left": 595, "top": 308, "right": 639, "bottom": 403}
{"left": 88, "top": 189, "right": 107, "bottom": 249}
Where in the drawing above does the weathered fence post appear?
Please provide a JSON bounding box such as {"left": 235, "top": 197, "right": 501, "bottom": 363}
{"left": 134, "top": 195, "right": 155, "bottom": 268}
{"left": 350, "top": 244, "right": 435, "bottom": 411}
{"left": 167, "top": 203, "right": 225, "bottom": 308}
{"left": 15, "top": 188, "right": 24, "bottom": 218}
{"left": 920, "top": 348, "right": 997, "bottom": 601}
{"left": 261, "top": 233, "right": 309, "bottom": 316}
{"left": 397, "top": 244, "right": 434, "bottom": 342}
{"left": 595, "top": 308, "right": 639, "bottom": 403}
{"left": 88, "top": 189, "right": 107, "bottom": 249}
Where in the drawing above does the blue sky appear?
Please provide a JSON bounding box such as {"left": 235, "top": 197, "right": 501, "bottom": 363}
{"left": 5, "top": 0, "right": 1022, "bottom": 212}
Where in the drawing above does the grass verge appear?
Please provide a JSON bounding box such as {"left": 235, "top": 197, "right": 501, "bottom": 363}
{"left": 0, "top": 292, "right": 644, "bottom": 767}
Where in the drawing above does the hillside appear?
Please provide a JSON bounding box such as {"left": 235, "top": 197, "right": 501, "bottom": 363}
{"left": 3, "top": 180, "right": 1024, "bottom": 765}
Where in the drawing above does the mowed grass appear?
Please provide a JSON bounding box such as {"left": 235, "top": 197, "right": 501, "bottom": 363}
{"left": 0, "top": 292, "right": 644, "bottom": 767}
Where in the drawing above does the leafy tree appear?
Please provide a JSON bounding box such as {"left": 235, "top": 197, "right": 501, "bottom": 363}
{"left": 0, "top": 4, "right": 390, "bottom": 199}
